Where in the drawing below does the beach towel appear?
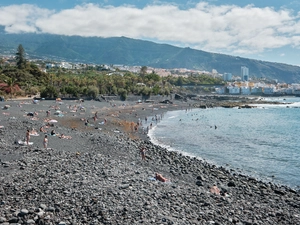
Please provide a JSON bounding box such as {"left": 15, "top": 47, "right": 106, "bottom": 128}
{"left": 18, "top": 140, "right": 33, "bottom": 145}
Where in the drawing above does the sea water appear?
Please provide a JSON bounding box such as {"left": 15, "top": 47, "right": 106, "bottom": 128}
{"left": 148, "top": 97, "right": 300, "bottom": 189}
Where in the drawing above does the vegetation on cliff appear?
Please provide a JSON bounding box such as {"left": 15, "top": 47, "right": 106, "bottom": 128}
{"left": 0, "top": 45, "right": 223, "bottom": 99}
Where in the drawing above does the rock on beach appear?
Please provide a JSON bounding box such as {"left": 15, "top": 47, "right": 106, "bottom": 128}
{"left": 0, "top": 98, "right": 299, "bottom": 224}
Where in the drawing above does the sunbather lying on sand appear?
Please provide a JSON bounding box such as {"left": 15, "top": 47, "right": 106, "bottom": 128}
{"left": 155, "top": 173, "right": 169, "bottom": 182}
{"left": 59, "top": 134, "right": 72, "bottom": 139}
{"left": 30, "top": 128, "right": 39, "bottom": 136}
{"left": 210, "top": 185, "right": 220, "bottom": 195}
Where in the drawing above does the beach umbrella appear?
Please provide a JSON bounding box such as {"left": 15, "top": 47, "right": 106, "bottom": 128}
{"left": 48, "top": 119, "right": 58, "bottom": 123}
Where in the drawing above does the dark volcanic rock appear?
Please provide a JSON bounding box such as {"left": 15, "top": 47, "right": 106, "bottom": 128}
{"left": 0, "top": 99, "right": 299, "bottom": 224}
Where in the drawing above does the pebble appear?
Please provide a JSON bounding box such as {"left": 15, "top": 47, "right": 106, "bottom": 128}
{"left": 0, "top": 100, "right": 299, "bottom": 224}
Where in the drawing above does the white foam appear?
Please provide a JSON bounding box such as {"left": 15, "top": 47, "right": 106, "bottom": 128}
{"left": 148, "top": 125, "right": 205, "bottom": 161}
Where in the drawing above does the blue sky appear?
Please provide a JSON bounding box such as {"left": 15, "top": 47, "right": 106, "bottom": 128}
{"left": 1, "top": 1, "right": 300, "bottom": 66}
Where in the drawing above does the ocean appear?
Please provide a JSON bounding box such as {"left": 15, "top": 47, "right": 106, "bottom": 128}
{"left": 148, "top": 97, "right": 300, "bottom": 189}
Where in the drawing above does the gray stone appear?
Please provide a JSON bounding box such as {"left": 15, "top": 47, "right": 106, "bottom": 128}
{"left": 39, "top": 204, "right": 47, "bottom": 210}
{"left": 20, "top": 208, "right": 29, "bottom": 216}
{"left": 58, "top": 222, "right": 67, "bottom": 225}
{"left": 0, "top": 217, "right": 7, "bottom": 223}
{"left": 26, "top": 219, "right": 35, "bottom": 224}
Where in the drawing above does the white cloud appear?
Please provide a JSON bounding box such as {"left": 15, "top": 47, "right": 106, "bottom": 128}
{"left": 0, "top": 2, "right": 300, "bottom": 56}
{"left": 0, "top": 4, "right": 53, "bottom": 33}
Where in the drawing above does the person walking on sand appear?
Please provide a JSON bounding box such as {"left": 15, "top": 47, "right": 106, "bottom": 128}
{"left": 26, "top": 129, "right": 30, "bottom": 146}
{"left": 140, "top": 146, "right": 146, "bottom": 160}
{"left": 43, "top": 135, "right": 48, "bottom": 148}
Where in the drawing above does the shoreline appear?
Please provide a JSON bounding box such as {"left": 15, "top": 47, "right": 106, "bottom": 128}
{"left": 0, "top": 98, "right": 299, "bottom": 224}
{"left": 145, "top": 105, "right": 300, "bottom": 190}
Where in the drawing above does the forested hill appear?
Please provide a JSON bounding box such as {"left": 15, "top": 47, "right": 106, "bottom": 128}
{"left": 1, "top": 26, "right": 300, "bottom": 83}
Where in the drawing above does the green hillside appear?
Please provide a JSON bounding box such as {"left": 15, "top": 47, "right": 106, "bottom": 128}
{"left": 0, "top": 27, "right": 300, "bottom": 83}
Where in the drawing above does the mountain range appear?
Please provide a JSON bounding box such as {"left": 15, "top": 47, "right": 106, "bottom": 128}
{"left": 1, "top": 26, "right": 300, "bottom": 83}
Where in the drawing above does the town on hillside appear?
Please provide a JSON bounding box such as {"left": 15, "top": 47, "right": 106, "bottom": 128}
{"left": 1, "top": 53, "right": 300, "bottom": 97}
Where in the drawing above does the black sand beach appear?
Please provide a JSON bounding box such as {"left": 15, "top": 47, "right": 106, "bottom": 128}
{"left": 0, "top": 98, "right": 299, "bottom": 225}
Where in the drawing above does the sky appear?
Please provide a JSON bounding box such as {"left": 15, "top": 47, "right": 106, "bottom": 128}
{"left": 1, "top": 1, "right": 300, "bottom": 66}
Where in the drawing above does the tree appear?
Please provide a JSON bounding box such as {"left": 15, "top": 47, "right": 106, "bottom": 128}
{"left": 86, "top": 86, "right": 99, "bottom": 99}
{"left": 176, "top": 76, "right": 184, "bottom": 86}
{"left": 40, "top": 86, "right": 58, "bottom": 98}
{"left": 0, "top": 57, "right": 5, "bottom": 68}
{"left": 5, "top": 77, "right": 18, "bottom": 99}
{"left": 140, "top": 66, "right": 147, "bottom": 78}
{"left": 118, "top": 88, "right": 127, "bottom": 101}
{"left": 15, "top": 44, "right": 26, "bottom": 69}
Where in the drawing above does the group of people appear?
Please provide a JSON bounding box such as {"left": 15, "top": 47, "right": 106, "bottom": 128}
{"left": 25, "top": 129, "right": 48, "bottom": 148}
{"left": 26, "top": 128, "right": 72, "bottom": 148}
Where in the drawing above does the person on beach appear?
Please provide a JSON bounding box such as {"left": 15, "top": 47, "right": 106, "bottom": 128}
{"left": 140, "top": 146, "right": 146, "bottom": 160}
{"left": 210, "top": 185, "right": 221, "bottom": 195}
{"left": 85, "top": 119, "right": 89, "bottom": 128}
{"left": 30, "top": 128, "right": 39, "bottom": 136}
{"left": 43, "top": 135, "right": 48, "bottom": 148}
{"left": 94, "top": 111, "right": 98, "bottom": 121}
{"left": 40, "top": 126, "right": 46, "bottom": 133}
{"left": 26, "top": 129, "right": 30, "bottom": 145}
{"left": 134, "top": 124, "right": 138, "bottom": 133}
{"left": 155, "top": 173, "right": 169, "bottom": 182}
{"left": 59, "top": 134, "right": 72, "bottom": 139}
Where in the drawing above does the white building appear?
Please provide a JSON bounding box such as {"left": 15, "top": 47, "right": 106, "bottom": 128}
{"left": 223, "top": 73, "right": 232, "bottom": 81}
{"left": 251, "top": 87, "right": 263, "bottom": 94}
{"left": 263, "top": 87, "right": 275, "bottom": 94}
{"left": 241, "top": 66, "right": 249, "bottom": 81}
{"left": 59, "top": 62, "right": 73, "bottom": 69}
{"left": 227, "top": 86, "right": 240, "bottom": 94}
{"left": 293, "top": 88, "right": 300, "bottom": 95}
{"left": 240, "top": 86, "right": 251, "bottom": 95}
{"left": 45, "top": 63, "right": 55, "bottom": 69}
{"left": 215, "top": 87, "right": 225, "bottom": 94}
{"left": 284, "top": 88, "right": 293, "bottom": 95}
